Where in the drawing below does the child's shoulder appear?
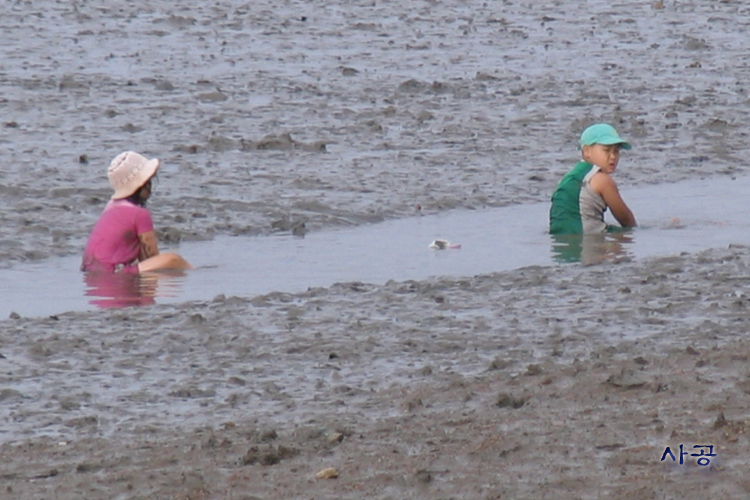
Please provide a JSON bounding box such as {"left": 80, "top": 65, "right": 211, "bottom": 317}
{"left": 589, "top": 169, "right": 617, "bottom": 191}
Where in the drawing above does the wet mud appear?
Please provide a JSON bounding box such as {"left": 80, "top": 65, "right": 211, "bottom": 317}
{"left": 3, "top": 247, "right": 750, "bottom": 498}
{"left": 1, "top": 1, "right": 749, "bottom": 264}
{"left": 2, "top": 1, "right": 750, "bottom": 498}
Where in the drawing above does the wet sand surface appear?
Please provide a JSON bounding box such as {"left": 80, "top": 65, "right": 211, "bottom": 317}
{"left": 3, "top": 0, "right": 750, "bottom": 498}
{"left": 2, "top": 0, "right": 750, "bottom": 264}
{"left": 4, "top": 247, "right": 750, "bottom": 498}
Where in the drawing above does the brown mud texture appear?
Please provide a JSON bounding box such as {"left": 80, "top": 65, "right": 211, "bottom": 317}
{"left": 3, "top": 1, "right": 750, "bottom": 499}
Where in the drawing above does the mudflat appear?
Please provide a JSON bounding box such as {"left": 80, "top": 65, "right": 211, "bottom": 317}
{"left": 1, "top": 1, "right": 747, "bottom": 263}
{"left": 2, "top": 1, "right": 750, "bottom": 498}
{"left": 3, "top": 247, "right": 750, "bottom": 498}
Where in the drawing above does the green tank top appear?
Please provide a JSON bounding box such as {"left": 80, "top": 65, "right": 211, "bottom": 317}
{"left": 549, "top": 161, "right": 608, "bottom": 235}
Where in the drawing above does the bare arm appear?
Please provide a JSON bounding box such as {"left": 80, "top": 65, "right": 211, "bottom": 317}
{"left": 590, "top": 172, "right": 637, "bottom": 228}
{"left": 136, "top": 229, "right": 192, "bottom": 272}
{"left": 138, "top": 230, "right": 160, "bottom": 261}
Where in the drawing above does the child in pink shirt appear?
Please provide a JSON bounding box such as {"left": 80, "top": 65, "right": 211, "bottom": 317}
{"left": 81, "top": 151, "right": 191, "bottom": 274}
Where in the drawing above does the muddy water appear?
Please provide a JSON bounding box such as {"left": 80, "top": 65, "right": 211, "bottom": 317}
{"left": 3, "top": 174, "right": 750, "bottom": 318}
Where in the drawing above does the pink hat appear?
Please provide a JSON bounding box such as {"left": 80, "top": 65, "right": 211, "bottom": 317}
{"left": 108, "top": 151, "right": 160, "bottom": 200}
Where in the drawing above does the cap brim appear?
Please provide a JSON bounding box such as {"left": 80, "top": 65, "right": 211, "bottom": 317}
{"left": 597, "top": 137, "right": 632, "bottom": 150}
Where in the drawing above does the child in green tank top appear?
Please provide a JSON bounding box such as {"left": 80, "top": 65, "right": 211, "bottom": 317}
{"left": 549, "top": 123, "right": 637, "bottom": 235}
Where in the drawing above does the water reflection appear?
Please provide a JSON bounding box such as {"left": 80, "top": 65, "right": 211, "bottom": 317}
{"left": 83, "top": 270, "right": 186, "bottom": 309}
{"left": 550, "top": 232, "right": 634, "bottom": 265}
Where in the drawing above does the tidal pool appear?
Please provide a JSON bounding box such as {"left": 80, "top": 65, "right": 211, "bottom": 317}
{"left": 2, "top": 175, "right": 749, "bottom": 318}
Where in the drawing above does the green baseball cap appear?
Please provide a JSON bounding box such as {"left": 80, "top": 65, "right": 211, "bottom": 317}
{"left": 579, "top": 123, "right": 631, "bottom": 150}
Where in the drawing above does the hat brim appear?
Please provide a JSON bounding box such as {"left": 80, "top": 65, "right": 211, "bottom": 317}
{"left": 594, "top": 137, "right": 632, "bottom": 150}
{"left": 111, "top": 158, "right": 160, "bottom": 199}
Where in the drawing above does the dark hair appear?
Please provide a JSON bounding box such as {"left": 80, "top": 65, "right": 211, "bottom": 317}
{"left": 125, "top": 178, "right": 153, "bottom": 207}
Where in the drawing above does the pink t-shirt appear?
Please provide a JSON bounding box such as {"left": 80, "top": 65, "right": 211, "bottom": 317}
{"left": 81, "top": 199, "right": 154, "bottom": 273}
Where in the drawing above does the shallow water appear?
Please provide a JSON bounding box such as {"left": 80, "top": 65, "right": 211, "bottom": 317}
{"left": 2, "top": 174, "right": 749, "bottom": 318}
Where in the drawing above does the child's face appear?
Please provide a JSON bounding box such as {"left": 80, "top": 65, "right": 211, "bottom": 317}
{"left": 582, "top": 143, "right": 621, "bottom": 173}
{"left": 140, "top": 179, "right": 153, "bottom": 202}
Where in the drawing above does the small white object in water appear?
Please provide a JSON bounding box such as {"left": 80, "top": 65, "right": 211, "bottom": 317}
{"left": 429, "top": 239, "right": 461, "bottom": 250}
